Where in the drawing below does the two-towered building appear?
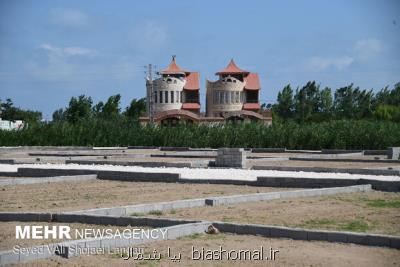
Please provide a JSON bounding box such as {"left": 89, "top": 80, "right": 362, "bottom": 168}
{"left": 140, "top": 56, "right": 271, "bottom": 125}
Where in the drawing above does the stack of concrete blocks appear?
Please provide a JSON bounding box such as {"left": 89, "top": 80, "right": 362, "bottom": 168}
{"left": 387, "top": 147, "right": 400, "bottom": 160}
{"left": 215, "top": 148, "right": 247, "bottom": 168}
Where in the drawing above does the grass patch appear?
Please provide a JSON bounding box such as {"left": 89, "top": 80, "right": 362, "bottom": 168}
{"left": 366, "top": 199, "right": 400, "bottom": 208}
{"left": 341, "top": 220, "right": 370, "bottom": 232}
{"left": 182, "top": 233, "right": 202, "bottom": 240}
{"left": 169, "top": 209, "right": 176, "bottom": 214}
{"left": 148, "top": 210, "right": 163, "bottom": 216}
{"left": 300, "top": 219, "right": 337, "bottom": 227}
{"left": 299, "top": 218, "right": 371, "bottom": 233}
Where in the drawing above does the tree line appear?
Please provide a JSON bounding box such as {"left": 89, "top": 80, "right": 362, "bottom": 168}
{"left": 1, "top": 81, "right": 399, "bottom": 124}
{"left": 272, "top": 82, "right": 400, "bottom": 122}
{"left": 52, "top": 94, "right": 146, "bottom": 123}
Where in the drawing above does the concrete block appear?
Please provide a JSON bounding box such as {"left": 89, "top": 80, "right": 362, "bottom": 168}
{"left": 307, "top": 230, "right": 328, "bottom": 241}
{"left": 0, "top": 250, "right": 20, "bottom": 265}
{"left": 346, "top": 233, "right": 369, "bottom": 245}
{"left": 389, "top": 237, "right": 400, "bottom": 249}
{"left": 327, "top": 232, "right": 348, "bottom": 243}
{"left": 366, "top": 234, "right": 391, "bottom": 247}
{"left": 387, "top": 147, "right": 400, "bottom": 160}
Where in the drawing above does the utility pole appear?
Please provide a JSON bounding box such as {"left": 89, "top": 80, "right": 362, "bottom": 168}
{"left": 147, "top": 64, "right": 154, "bottom": 124}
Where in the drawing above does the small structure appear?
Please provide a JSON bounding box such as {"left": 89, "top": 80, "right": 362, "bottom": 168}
{"left": 215, "top": 148, "right": 247, "bottom": 168}
{"left": 0, "top": 118, "right": 24, "bottom": 131}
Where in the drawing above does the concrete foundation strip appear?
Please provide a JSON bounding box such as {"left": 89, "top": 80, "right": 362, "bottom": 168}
{"left": 65, "top": 160, "right": 192, "bottom": 168}
{"left": 289, "top": 157, "right": 400, "bottom": 164}
{"left": 0, "top": 175, "right": 97, "bottom": 186}
{"left": 5, "top": 167, "right": 400, "bottom": 192}
{"left": 15, "top": 168, "right": 181, "bottom": 182}
{"left": 0, "top": 221, "right": 210, "bottom": 265}
{"left": 256, "top": 176, "right": 400, "bottom": 192}
{"left": 252, "top": 165, "right": 400, "bottom": 176}
{"left": 204, "top": 184, "right": 372, "bottom": 206}
{"left": 212, "top": 222, "right": 400, "bottom": 249}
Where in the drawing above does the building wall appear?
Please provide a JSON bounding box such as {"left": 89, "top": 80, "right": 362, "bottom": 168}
{"left": 206, "top": 76, "right": 245, "bottom": 117}
{"left": 147, "top": 76, "right": 185, "bottom": 113}
{"left": 0, "top": 119, "right": 24, "bottom": 131}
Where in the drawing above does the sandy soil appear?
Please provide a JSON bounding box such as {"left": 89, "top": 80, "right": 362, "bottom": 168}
{"left": 0, "top": 222, "right": 149, "bottom": 250}
{"left": 14, "top": 233, "right": 400, "bottom": 267}
{"left": 146, "top": 191, "right": 400, "bottom": 235}
{"left": 0, "top": 180, "right": 284, "bottom": 212}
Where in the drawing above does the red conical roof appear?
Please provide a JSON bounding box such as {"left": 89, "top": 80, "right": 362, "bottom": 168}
{"left": 216, "top": 59, "right": 250, "bottom": 75}
{"left": 160, "top": 56, "right": 186, "bottom": 74}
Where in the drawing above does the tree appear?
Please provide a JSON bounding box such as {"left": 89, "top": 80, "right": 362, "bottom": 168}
{"left": 275, "top": 84, "right": 294, "bottom": 119}
{"left": 52, "top": 108, "right": 66, "bottom": 122}
{"left": 294, "top": 81, "right": 320, "bottom": 121}
{"left": 0, "top": 98, "right": 42, "bottom": 123}
{"left": 318, "top": 87, "right": 333, "bottom": 120}
{"left": 65, "top": 95, "right": 93, "bottom": 123}
{"left": 92, "top": 101, "right": 104, "bottom": 117}
{"left": 124, "top": 98, "right": 146, "bottom": 119}
{"left": 101, "top": 94, "right": 121, "bottom": 118}
{"left": 334, "top": 84, "right": 356, "bottom": 119}
{"left": 354, "top": 89, "right": 374, "bottom": 119}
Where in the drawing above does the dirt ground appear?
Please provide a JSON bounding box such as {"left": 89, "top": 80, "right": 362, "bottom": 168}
{"left": 0, "top": 180, "right": 285, "bottom": 212}
{"left": 145, "top": 191, "right": 400, "bottom": 235}
{"left": 0, "top": 222, "right": 150, "bottom": 250}
{"left": 14, "top": 233, "right": 400, "bottom": 267}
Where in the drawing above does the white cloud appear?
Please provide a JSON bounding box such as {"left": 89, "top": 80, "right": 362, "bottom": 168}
{"left": 305, "top": 56, "right": 354, "bottom": 72}
{"left": 130, "top": 21, "right": 168, "bottom": 52}
{"left": 50, "top": 8, "right": 88, "bottom": 28}
{"left": 23, "top": 44, "right": 97, "bottom": 82}
{"left": 39, "top": 43, "right": 96, "bottom": 57}
{"left": 354, "top": 38, "right": 383, "bottom": 60}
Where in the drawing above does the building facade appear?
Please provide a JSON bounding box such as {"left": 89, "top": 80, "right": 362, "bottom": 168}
{"left": 146, "top": 56, "right": 200, "bottom": 117}
{"left": 206, "top": 59, "right": 262, "bottom": 121}
{"left": 140, "top": 57, "right": 271, "bottom": 125}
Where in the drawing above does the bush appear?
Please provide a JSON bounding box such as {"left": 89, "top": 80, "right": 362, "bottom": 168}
{"left": 0, "top": 119, "right": 399, "bottom": 150}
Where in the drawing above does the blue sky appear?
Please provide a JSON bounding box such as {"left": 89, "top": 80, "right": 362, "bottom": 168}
{"left": 1, "top": 0, "right": 399, "bottom": 119}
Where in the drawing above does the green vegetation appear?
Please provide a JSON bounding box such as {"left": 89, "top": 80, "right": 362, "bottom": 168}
{"left": 0, "top": 98, "right": 42, "bottom": 124}
{"left": 1, "top": 82, "right": 399, "bottom": 149}
{"left": 273, "top": 81, "right": 400, "bottom": 122}
{"left": 299, "top": 218, "right": 371, "bottom": 233}
{"left": 1, "top": 119, "right": 399, "bottom": 149}
{"left": 366, "top": 199, "right": 400, "bottom": 208}
{"left": 148, "top": 210, "right": 163, "bottom": 216}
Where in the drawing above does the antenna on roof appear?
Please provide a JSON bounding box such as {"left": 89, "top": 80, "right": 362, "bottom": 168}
{"left": 172, "top": 55, "right": 176, "bottom": 61}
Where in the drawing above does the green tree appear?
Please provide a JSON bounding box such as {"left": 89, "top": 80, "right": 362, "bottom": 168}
{"left": 124, "top": 98, "right": 146, "bottom": 119}
{"left": 334, "top": 84, "right": 356, "bottom": 119}
{"left": 65, "top": 95, "right": 93, "bottom": 123}
{"left": 52, "top": 108, "right": 66, "bottom": 122}
{"left": 101, "top": 94, "right": 121, "bottom": 118}
{"left": 315, "top": 87, "right": 333, "bottom": 120}
{"left": 0, "top": 98, "right": 42, "bottom": 123}
{"left": 275, "top": 84, "right": 294, "bottom": 119}
{"left": 294, "top": 81, "right": 320, "bottom": 121}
